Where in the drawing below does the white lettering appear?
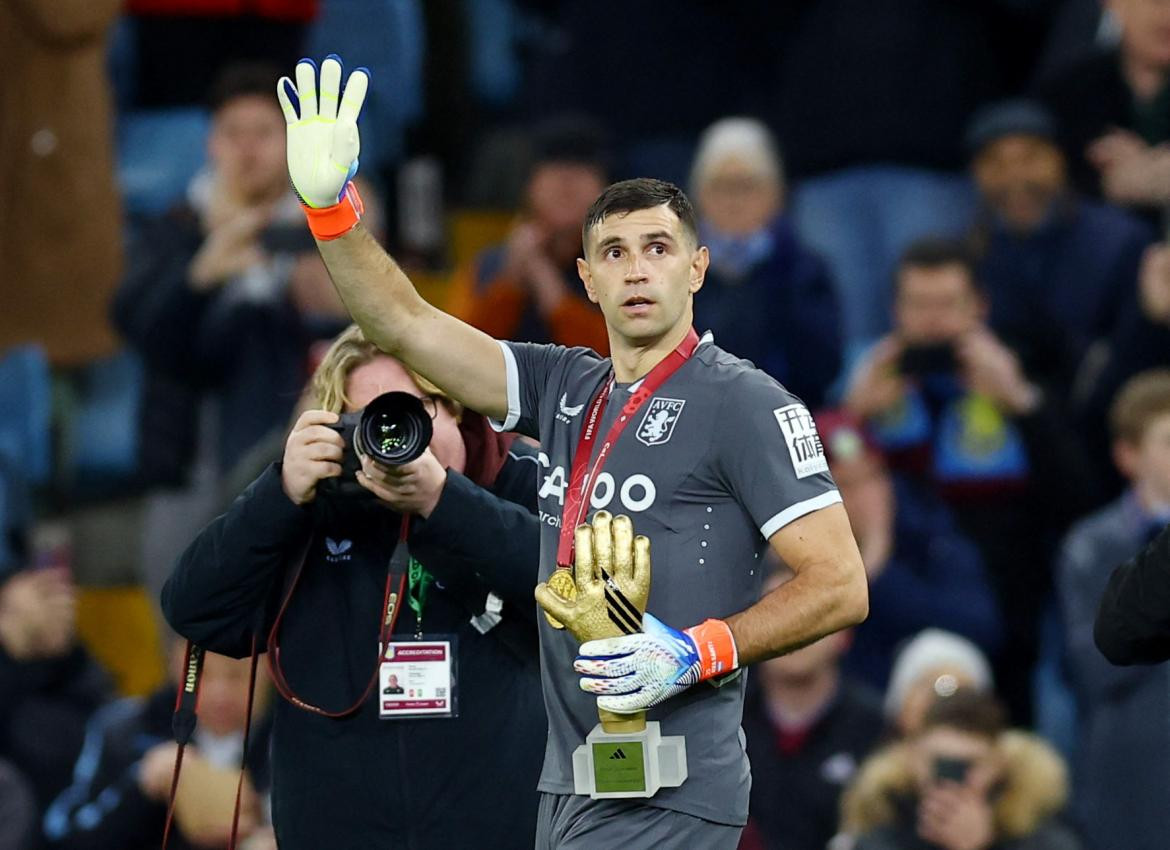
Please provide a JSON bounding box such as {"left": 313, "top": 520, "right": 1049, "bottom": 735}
{"left": 620, "top": 474, "right": 656, "bottom": 512}
{"left": 590, "top": 472, "right": 614, "bottom": 509}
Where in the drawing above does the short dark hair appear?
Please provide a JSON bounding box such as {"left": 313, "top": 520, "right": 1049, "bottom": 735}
{"left": 531, "top": 114, "right": 611, "bottom": 176}
{"left": 896, "top": 236, "right": 983, "bottom": 295}
{"left": 207, "top": 62, "right": 284, "bottom": 113}
{"left": 921, "top": 689, "right": 1006, "bottom": 740}
{"left": 582, "top": 178, "right": 699, "bottom": 251}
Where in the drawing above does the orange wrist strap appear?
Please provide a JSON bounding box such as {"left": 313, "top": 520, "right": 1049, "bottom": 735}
{"left": 301, "top": 181, "right": 364, "bottom": 241}
{"left": 684, "top": 618, "right": 739, "bottom": 680}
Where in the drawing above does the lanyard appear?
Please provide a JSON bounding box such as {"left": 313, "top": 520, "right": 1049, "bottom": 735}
{"left": 266, "top": 515, "right": 413, "bottom": 718}
{"left": 555, "top": 327, "right": 701, "bottom": 567}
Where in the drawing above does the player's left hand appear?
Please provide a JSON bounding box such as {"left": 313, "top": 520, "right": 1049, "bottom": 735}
{"left": 277, "top": 55, "right": 369, "bottom": 209}
{"left": 573, "top": 612, "right": 738, "bottom": 714}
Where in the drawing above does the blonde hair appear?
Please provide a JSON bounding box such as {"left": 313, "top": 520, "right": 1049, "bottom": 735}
{"left": 308, "top": 324, "right": 459, "bottom": 417}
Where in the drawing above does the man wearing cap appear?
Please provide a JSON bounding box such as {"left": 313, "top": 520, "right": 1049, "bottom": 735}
{"left": 966, "top": 99, "right": 1154, "bottom": 397}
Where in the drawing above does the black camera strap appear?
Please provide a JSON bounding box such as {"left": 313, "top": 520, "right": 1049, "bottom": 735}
{"left": 163, "top": 637, "right": 260, "bottom": 850}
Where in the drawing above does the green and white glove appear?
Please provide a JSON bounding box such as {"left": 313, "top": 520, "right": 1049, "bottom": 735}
{"left": 277, "top": 55, "right": 369, "bottom": 210}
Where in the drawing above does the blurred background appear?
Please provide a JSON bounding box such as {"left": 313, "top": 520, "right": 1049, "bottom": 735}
{"left": 2, "top": 1, "right": 1170, "bottom": 848}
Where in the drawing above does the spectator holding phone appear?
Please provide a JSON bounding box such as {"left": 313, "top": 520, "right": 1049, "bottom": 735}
{"left": 843, "top": 238, "right": 1097, "bottom": 723}
{"left": 840, "top": 690, "right": 1081, "bottom": 850}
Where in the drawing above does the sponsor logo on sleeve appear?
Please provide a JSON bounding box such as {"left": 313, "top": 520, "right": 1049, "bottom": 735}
{"left": 556, "top": 393, "right": 585, "bottom": 424}
{"left": 773, "top": 404, "right": 829, "bottom": 479}
{"left": 636, "top": 397, "right": 685, "bottom": 446}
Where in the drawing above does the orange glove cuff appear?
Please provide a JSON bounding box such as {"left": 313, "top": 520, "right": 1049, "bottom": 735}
{"left": 301, "top": 181, "right": 364, "bottom": 241}
{"left": 684, "top": 618, "right": 739, "bottom": 680}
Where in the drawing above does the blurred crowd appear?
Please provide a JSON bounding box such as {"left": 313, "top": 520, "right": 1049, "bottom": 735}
{"left": 2, "top": 0, "right": 1170, "bottom": 848}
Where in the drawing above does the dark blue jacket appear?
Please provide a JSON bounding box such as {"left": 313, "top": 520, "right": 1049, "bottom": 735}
{"left": 844, "top": 476, "right": 1003, "bottom": 691}
{"left": 694, "top": 215, "right": 842, "bottom": 408}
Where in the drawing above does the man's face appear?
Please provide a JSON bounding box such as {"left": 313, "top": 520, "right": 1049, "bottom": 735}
{"left": 208, "top": 94, "right": 288, "bottom": 204}
{"left": 527, "top": 163, "right": 607, "bottom": 264}
{"left": 1112, "top": 0, "right": 1170, "bottom": 69}
{"left": 894, "top": 265, "right": 986, "bottom": 345}
{"left": 973, "top": 135, "right": 1066, "bottom": 233}
{"left": 697, "top": 156, "right": 782, "bottom": 237}
{"left": 345, "top": 357, "right": 467, "bottom": 474}
{"left": 577, "top": 205, "right": 709, "bottom": 347}
{"left": 911, "top": 726, "right": 1002, "bottom": 797}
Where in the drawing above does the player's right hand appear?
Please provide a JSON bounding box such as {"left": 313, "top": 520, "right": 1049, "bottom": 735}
{"left": 277, "top": 55, "right": 370, "bottom": 209}
{"left": 281, "top": 410, "right": 345, "bottom": 505}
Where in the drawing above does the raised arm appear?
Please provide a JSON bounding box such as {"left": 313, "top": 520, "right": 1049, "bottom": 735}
{"left": 279, "top": 56, "right": 509, "bottom": 419}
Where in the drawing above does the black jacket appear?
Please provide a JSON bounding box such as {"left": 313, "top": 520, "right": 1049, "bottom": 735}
{"left": 42, "top": 687, "right": 270, "bottom": 850}
{"left": 161, "top": 441, "right": 546, "bottom": 850}
{"left": 1095, "top": 521, "right": 1170, "bottom": 665}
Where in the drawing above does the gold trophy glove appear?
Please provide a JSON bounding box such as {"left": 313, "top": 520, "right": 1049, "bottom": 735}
{"left": 276, "top": 55, "right": 369, "bottom": 209}
{"left": 535, "top": 511, "right": 651, "bottom": 643}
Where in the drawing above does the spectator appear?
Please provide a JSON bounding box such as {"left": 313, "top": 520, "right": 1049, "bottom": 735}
{"left": 113, "top": 61, "right": 353, "bottom": 477}
{"left": 739, "top": 568, "right": 884, "bottom": 850}
{"left": 447, "top": 115, "right": 611, "bottom": 353}
{"left": 112, "top": 63, "right": 365, "bottom": 600}
{"left": 0, "top": 0, "right": 123, "bottom": 367}
{"left": 816, "top": 412, "right": 1001, "bottom": 692}
{"left": 841, "top": 690, "right": 1081, "bottom": 850}
{"left": 1037, "top": 0, "right": 1170, "bottom": 223}
{"left": 44, "top": 643, "right": 272, "bottom": 850}
{"left": 161, "top": 325, "right": 546, "bottom": 849}
{"left": 884, "top": 630, "right": 995, "bottom": 738}
{"left": 843, "top": 238, "right": 1096, "bottom": 721}
{"left": 689, "top": 118, "right": 841, "bottom": 407}
{"left": 1058, "top": 369, "right": 1170, "bottom": 850}
{"left": 966, "top": 99, "right": 1153, "bottom": 393}
{"left": 0, "top": 566, "right": 110, "bottom": 811}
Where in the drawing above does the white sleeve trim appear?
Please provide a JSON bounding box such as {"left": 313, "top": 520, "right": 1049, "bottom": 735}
{"left": 488, "top": 340, "right": 522, "bottom": 433}
{"left": 760, "top": 490, "right": 843, "bottom": 539}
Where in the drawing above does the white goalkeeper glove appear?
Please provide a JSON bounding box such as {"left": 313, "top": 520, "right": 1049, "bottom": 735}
{"left": 276, "top": 55, "right": 369, "bottom": 210}
{"left": 573, "top": 612, "right": 739, "bottom": 714}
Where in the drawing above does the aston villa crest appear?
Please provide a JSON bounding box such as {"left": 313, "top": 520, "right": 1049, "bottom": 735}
{"left": 636, "top": 397, "right": 685, "bottom": 446}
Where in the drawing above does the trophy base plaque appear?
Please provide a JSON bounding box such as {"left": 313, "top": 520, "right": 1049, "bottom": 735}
{"left": 572, "top": 720, "right": 687, "bottom": 799}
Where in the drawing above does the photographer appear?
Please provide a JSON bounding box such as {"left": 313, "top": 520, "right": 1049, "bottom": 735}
{"left": 161, "top": 325, "right": 546, "bottom": 850}
{"left": 843, "top": 238, "right": 1096, "bottom": 723}
{"left": 840, "top": 690, "right": 1081, "bottom": 850}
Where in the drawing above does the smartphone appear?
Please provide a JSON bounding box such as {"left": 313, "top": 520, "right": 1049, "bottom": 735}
{"left": 933, "top": 756, "right": 972, "bottom": 784}
{"left": 261, "top": 225, "right": 317, "bottom": 255}
{"left": 898, "top": 343, "right": 957, "bottom": 377}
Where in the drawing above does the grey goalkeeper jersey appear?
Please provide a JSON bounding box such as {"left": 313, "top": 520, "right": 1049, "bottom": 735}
{"left": 491, "top": 332, "right": 841, "bottom": 825}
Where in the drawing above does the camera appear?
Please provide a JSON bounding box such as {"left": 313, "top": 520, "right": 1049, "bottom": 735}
{"left": 898, "top": 343, "right": 958, "bottom": 378}
{"left": 317, "top": 391, "right": 434, "bottom": 501}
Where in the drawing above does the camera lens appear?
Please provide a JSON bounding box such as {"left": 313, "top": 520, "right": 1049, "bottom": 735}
{"left": 356, "top": 392, "right": 433, "bottom": 466}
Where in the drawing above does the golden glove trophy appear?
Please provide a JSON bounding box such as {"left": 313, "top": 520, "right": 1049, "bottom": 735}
{"left": 535, "top": 511, "right": 688, "bottom": 799}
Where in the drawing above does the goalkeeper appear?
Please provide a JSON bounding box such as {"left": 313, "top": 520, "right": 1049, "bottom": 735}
{"left": 281, "top": 56, "right": 868, "bottom": 848}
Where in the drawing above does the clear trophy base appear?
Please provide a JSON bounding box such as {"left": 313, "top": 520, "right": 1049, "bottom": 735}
{"left": 572, "top": 720, "right": 687, "bottom": 799}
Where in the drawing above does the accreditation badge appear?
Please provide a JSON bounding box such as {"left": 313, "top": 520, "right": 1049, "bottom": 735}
{"left": 378, "top": 634, "right": 459, "bottom": 719}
